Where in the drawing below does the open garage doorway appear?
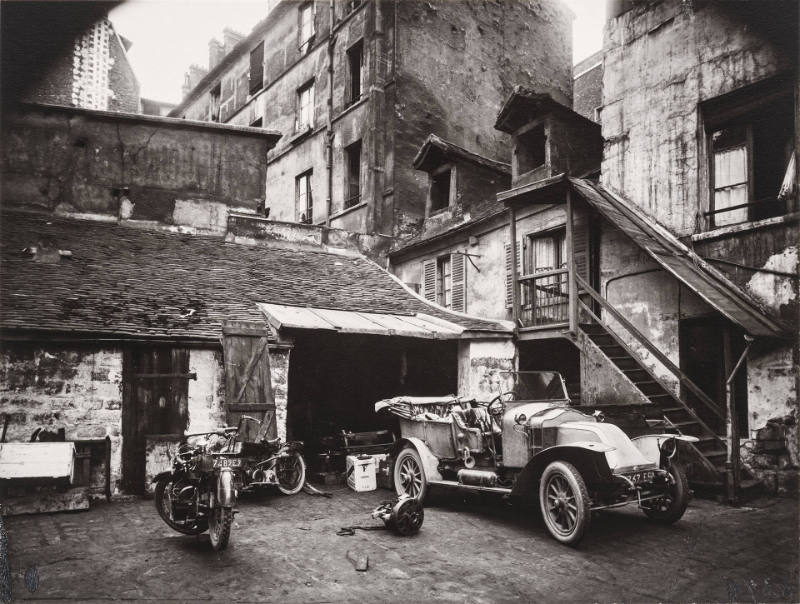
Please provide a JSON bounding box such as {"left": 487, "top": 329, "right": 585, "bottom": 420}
{"left": 518, "top": 337, "right": 580, "bottom": 403}
{"left": 286, "top": 332, "right": 458, "bottom": 451}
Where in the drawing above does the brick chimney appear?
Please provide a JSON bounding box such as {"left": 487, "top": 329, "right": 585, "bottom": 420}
{"left": 223, "top": 28, "right": 244, "bottom": 54}
{"left": 181, "top": 64, "right": 209, "bottom": 98}
{"left": 209, "top": 38, "right": 224, "bottom": 70}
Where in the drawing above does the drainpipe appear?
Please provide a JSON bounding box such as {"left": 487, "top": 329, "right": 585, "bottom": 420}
{"left": 325, "top": 0, "right": 335, "bottom": 227}
{"left": 725, "top": 334, "right": 753, "bottom": 504}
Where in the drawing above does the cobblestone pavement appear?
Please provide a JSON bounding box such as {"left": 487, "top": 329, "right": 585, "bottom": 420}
{"left": 2, "top": 487, "right": 798, "bottom": 603}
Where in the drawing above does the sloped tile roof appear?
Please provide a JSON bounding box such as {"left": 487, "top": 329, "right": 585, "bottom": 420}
{"left": 0, "top": 211, "right": 510, "bottom": 340}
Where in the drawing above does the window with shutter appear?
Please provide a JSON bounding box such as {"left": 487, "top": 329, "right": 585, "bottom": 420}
{"left": 505, "top": 242, "right": 521, "bottom": 309}
{"left": 249, "top": 42, "right": 264, "bottom": 95}
{"left": 422, "top": 259, "right": 436, "bottom": 303}
{"left": 450, "top": 253, "right": 466, "bottom": 312}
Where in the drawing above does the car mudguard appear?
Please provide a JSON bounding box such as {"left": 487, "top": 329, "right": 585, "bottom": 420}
{"left": 510, "top": 443, "right": 614, "bottom": 501}
{"left": 389, "top": 437, "right": 443, "bottom": 482}
{"left": 216, "top": 468, "right": 236, "bottom": 507}
{"left": 631, "top": 433, "right": 699, "bottom": 465}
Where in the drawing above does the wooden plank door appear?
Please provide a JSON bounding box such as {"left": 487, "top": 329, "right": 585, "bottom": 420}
{"left": 221, "top": 321, "right": 276, "bottom": 442}
{"left": 121, "top": 346, "right": 189, "bottom": 494}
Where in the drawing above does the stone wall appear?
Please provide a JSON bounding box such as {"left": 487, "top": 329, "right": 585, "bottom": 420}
{"left": 1, "top": 104, "right": 275, "bottom": 220}
{"left": 392, "top": 0, "right": 573, "bottom": 235}
{"left": 0, "top": 343, "right": 124, "bottom": 495}
{"left": 0, "top": 342, "right": 292, "bottom": 495}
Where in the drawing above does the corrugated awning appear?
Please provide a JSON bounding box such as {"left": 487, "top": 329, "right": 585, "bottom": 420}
{"left": 257, "top": 303, "right": 466, "bottom": 339}
{"left": 570, "top": 179, "right": 790, "bottom": 339}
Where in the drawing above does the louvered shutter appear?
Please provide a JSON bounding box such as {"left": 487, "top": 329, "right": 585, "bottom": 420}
{"left": 422, "top": 259, "right": 437, "bottom": 303}
{"left": 572, "top": 206, "right": 590, "bottom": 282}
{"left": 450, "top": 253, "right": 466, "bottom": 312}
{"left": 505, "top": 242, "right": 521, "bottom": 308}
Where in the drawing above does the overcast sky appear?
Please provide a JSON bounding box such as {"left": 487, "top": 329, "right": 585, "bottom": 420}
{"left": 110, "top": 0, "right": 605, "bottom": 104}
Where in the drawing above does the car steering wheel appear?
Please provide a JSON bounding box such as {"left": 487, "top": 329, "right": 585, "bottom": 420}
{"left": 485, "top": 391, "right": 513, "bottom": 417}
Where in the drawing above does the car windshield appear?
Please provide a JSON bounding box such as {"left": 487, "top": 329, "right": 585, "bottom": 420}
{"left": 509, "top": 371, "right": 568, "bottom": 401}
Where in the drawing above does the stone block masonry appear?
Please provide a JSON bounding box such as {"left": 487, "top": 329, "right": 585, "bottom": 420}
{"left": 0, "top": 343, "right": 124, "bottom": 494}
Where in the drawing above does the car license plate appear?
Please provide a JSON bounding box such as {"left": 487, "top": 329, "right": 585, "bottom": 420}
{"left": 626, "top": 471, "right": 655, "bottom": 484}
{"left": 213, "top": 457, "right": 242, "bottom": 469}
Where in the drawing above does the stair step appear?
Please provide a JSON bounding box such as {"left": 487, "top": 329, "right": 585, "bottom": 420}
{"left": 648, "top": 393, "right": 675, "bottom": 401}
{"left": 704, "top": 450, "right": 728, "bottom": 459}
{"left": 662, "top": 406, "right": 688, "bottom": 413}
{"left": 669, "top": 420, "right": 699, "bottom": 428}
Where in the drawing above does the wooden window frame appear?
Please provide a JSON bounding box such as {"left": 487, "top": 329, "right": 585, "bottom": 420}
{"left": 295, "top": 169, "right": 314, "bottom": 224}
{"left": 426, "top": 163, "right": 456, "bottom": 216}
{"left": 346, "top": 39, "right": 364, "bottom": 107}
{"left": 298, "top": 2, "right": 316, "bottom": 54}
{"left": 344, "top": 139, "right": 362, "bottom": 209}
{"left": 296, "top": 79, "right": 315, "bottom": 132}
{"left": 701, "top": 78, "right": 795, "bottom": 230}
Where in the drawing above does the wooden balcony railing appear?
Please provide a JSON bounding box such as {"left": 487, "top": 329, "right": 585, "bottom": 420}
{"left": 517, "top": 268, "right": 569, "bottom": 328}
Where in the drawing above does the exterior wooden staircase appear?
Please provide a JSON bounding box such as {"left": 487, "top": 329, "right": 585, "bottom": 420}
{"left": 572, "top": 273, "right": 758, "bottom": 493}
{"left": 580, "top": 321, "right": 729, "bottom": 480}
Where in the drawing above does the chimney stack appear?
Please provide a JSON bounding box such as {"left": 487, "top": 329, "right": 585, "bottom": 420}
{"left": 209, "top": 38, "right": 224, "bottom": 70}
{"left": 223, "top": 28, "right": 244, "bottom": 54}
{"left": 181, "top": 64, "right": 209, "bottom": 98}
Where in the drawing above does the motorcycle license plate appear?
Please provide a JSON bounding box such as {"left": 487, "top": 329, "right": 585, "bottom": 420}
{"left": 626, "top": 471, "right": 655, "bottom": 484}
{"left": 213, "top": 457, "right": 242, "bottom": 469}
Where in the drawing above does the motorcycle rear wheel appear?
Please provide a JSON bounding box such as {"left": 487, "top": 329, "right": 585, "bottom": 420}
{"left": 154, "top": 477, "right": 208, "bottom": 535}
{"left": 208, "top": 506, "right": 233, "bottom": 551}
{"left": 276, "top": 451, "right": 306, "bottom": 495}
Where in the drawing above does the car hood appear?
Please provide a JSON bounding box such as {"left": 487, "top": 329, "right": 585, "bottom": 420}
{"left": 556, "top": 421, "right": 659, "bottom": 472}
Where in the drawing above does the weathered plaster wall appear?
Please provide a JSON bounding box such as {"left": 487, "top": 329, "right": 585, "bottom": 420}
{"left": 599, "top": 219, "right": 711, "bottom": 391}
{"left": 390, "top": 216, "right": 509, "bottom": 321}
{"left": 186, "top": 349, "right": 227, "bottom": 435}
{"left": 0, "top": 343, "right": 124, "bottom": 494}
{"left": 392, "top": 0, "right": 573, "bottom": 236}
{"left": 457, "top": 338, "right": 516, "bottom": 402}
{"left": 1, "top": 105, "right": 272, "bottom": 220}
{"left": 579, "top": 332, "right": 651, "bottom": 407}
{"left": 692, "top": 219, "right": 799, "bottom": 325}
{"left": 601, "top": 0, "right": 795, "bottom": 235}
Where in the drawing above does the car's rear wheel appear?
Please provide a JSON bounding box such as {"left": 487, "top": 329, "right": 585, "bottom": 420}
{"left": 394, "top": 447, "right": 427, "bottom": 502}
{"left": 642, "top": 463, "right": 689, "bottom": 524}
{"left": 539, "top": 461, "right": 591, "bottom": 546}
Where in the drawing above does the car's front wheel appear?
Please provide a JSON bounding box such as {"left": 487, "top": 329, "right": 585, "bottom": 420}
{"left": 539, "top": 461, "right": 591, "bottom": 546}
{"left": 642, "top": 463, "right": 689, "bottom": 524}
{"left": 393, "top": 447, "right": 427, "bottom": 502}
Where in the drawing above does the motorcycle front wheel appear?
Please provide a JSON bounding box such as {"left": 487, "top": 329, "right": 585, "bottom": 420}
{"left": 276, "top": 451, "right": 306, "bottom": 495}
{"left": 154, "top": 476, "right": 208, "bottom": 535}
{"left": 208, "top": 506, "right": 233, "bottom": 551}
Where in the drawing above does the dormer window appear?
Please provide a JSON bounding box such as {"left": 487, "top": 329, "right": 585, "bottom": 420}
{"left": 516, "top": 124, "right": 546, "bottom": 175}
{"left": 428, "top": 165, "right": 455, "bottom": 215}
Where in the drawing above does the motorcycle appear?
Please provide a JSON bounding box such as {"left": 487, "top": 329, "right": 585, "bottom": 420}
{"left": 153, "top": 422, "right": 244, "bottom": 551}
{"left": 153, "top": 416, "right": 306, "bottom": 551}
{"left": 237, "top": 415, "right": 306, "bottom": 496}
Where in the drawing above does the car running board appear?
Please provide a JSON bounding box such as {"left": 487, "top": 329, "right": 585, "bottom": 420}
{"left": 428, "top": 479, "right": 512, "bottom": 495}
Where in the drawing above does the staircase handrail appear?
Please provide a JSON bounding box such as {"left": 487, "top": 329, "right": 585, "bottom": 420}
{"left": 574, "top": 272, "right": 725, "bottom": 421}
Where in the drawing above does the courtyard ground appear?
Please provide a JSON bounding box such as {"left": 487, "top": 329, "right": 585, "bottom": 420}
{"left": 2, "top": 486, "right": 798, "bottom": 603}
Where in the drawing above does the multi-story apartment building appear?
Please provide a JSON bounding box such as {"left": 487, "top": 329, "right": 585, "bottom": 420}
{"left": 170, "top": 0, "right": 574, "bottom": 237}
{"left": 389, "top": 0, "right": 798, "bottom": 497}
{"left": 22, "top": 16, "right": 140, "bottom": 113}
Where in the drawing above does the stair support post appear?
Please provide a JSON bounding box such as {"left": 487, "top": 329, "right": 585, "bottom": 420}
{"left": 724, "top": 333, "right": 753, "bottom": 504}
{"left": 566, "top": 187, "right": 577, "bottom": 334}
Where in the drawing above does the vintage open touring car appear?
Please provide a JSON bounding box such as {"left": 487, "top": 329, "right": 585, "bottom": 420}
{"left": 376, "top": 371, "right": 696, "bottom": 545}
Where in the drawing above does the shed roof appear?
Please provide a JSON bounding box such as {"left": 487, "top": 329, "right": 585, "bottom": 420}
{"left": 494, "top": 86, "right": 600, "bottom": 134}
{"left": 0, "top": 212, "right": 512, "bottom": 341}
{"left": 412, "top": 134, "right": 510, "bottom": 175}
{"left": 563, "top": 180, "right": 789, "bottom": 339}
